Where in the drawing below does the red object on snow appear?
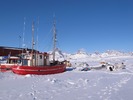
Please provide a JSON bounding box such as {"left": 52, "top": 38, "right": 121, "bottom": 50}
{"left": 12, "top": 64, "right": 66, "bottom": 75}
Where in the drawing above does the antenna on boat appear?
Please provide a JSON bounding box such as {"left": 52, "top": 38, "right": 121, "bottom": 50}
{"left": 53, "top": 16, "right": 57, "bottom": 62}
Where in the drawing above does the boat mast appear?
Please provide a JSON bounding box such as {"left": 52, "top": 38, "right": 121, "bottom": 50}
{"left": 36, "top": 17, "right": 39, "bottom": 66}
{"left": 22, "top": 17, "right": 26, "bottom": 49}
{"left": 53, "top": 18, "right": 57, "bottom": 62}
{"left": 22, "top": 17, "right": 26, "bottom": 65}
{"left": 31, "top": 21, "right": 35, "bottom": 66}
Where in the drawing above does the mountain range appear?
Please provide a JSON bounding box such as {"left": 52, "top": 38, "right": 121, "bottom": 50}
{"left": 48, "top": 48, "right": 133, "bottom": 61}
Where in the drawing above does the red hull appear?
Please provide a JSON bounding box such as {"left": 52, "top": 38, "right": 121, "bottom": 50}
{"left": 0, "top": 65, "right": 13, "bottom": 70}
{"left": 12, "top": 64, "right": 66, "bottom": 75}
{"left": 0, "top": 65, "right": 11, "bottom": 72}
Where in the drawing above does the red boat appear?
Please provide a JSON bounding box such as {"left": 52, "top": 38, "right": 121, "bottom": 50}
{"left": 12, "top": 64, "right": 66, "bottom": 75}
{"left": 11, "top": 51, "right": 67, "bottom": 75}
{"left": 11, "top": 51, "right": 66, "bottom": 75}
{"left": 11, "top": 19, "right": 67, "bottom": 75}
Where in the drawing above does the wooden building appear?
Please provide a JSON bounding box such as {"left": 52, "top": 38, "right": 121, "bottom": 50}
{"left": 0, "top": 46, "right": 37, "bottom": 56}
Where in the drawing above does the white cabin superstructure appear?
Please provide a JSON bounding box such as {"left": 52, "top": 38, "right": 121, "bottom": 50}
{"left": 22, "top": 52, "right": 50, "bottom": 66}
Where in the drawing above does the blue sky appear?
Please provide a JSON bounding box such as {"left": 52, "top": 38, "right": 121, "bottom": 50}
{"left": 0, "top": 0, "right": 132, "bottom": 53}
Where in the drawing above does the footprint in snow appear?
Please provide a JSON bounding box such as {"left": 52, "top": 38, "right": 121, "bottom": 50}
{"left": 99, "top": 75, "right": 132, "bottom": 100}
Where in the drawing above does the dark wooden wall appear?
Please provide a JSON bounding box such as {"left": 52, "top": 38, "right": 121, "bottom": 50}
{"left": 0, "top": 46, "right": 36, "bottom": 56}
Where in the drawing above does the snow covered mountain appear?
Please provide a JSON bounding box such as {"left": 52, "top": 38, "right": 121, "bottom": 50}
{"left": 100, "top": 50, "right": 126, "bottom": 57}
{"left": 48, "top": 49, "right": 132, "bottom": 62}
{"left": 68, "top": 49, "right": 90, "bottom": 60}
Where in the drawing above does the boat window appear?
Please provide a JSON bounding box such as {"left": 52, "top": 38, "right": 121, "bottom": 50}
{"left": 9, "top": 59, "right": 18, "bottom": 64}
{"left": 23, "top": 59, "right": 28, "bottom": 65}
{"left": 33, "top": 55, "right": 35, "bottom": 59}
{"left": 40, "top": 55, "right": 42, "bottom": 59}
{"left": 44, "top": 56, "right": 46, "bottom": 59}
{"left": 17, "top": 60, "right": 21, "bottom": 64}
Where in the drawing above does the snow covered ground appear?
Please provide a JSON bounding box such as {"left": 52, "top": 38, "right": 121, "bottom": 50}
{"left": 0, "top": 52, "right": 133, "bottom": 100}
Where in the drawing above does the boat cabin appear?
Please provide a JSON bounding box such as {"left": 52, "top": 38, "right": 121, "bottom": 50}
{"left": 21, "top": 52, "right": 50, "bottom": 66}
